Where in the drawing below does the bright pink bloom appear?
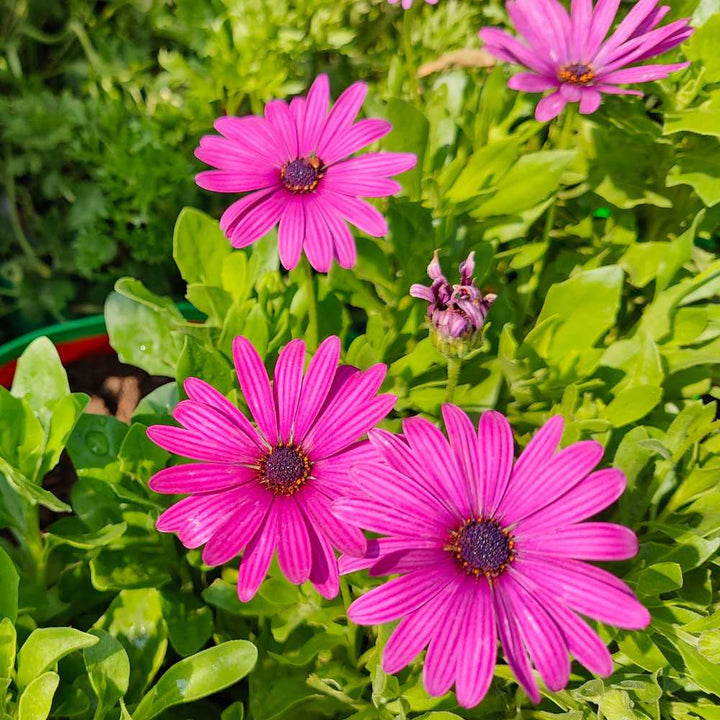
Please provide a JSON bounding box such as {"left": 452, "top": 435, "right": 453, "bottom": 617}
{"left": 479, "top": 0, "right": 693, "bottom": 121}
{"left": 195, "top": 75, "right": 416, "bottom": 272}
{"left": 388, "top": 0, "right": 438, "bottom": 8}
{"left": 336, "top": 409, "right": 649, "bottom": 707}
{"left": 147, "top": 336, "right": 396, "bottom": 601}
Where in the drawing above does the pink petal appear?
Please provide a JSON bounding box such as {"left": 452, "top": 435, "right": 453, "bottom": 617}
{"left": 494, "top": 585, "right": 540, "bottom": 703}
{"left": 301, "top": 74, "right": 330, "bottom": 156}
{"left": 274, "top": 339, "right": 306, "bottom": 442}
{"left": 149, "top": 463, "right": 256, "bottom": 494}
{"left": 477, "top": 411, "right": 515, "bottom": 516}
{"left": 306, "top": 516, "right": 340, "bottom": 599}
{"left": 570, "top": 0, "right": 593, "bottom": 58}
{"left": 213, "top": 116, "right": 285, "bottom": 165}
{"left": 497, "top": 415, "right": 563, "bottom": 520}
{"left": 183, "top": 378, "right": 265, "bottom": 449}
{"left": 441, "top": 404, "right": 481, "bottom": 514}
{"left": 479, "top": 27, "right": 555, "bottom": 75}
{"left": 559, "top": 83, "right": 583, "bottom": 102}
{"left": 455, "top": 579, "right": 496, "bottom": 708}
{"left": 348, "top": 564, "right": 459, "bottom": 625}
{"left": 579, "top": 88, "right": 603, "bottom": 115}
{"left": 594, "top": 0, "right": 660, "bottom": 65}
{"left": 383, "top": 589, "right": 452, "bottom": 675}
{"left": 278, "top": 197, "right": 305, "bottom": 271}
{"left": 339, "top": 536, "right": 442, "bottom": 575}
{"left": 332, "top": 497, "right": 449, "bottom": 539}
{"left": 501, "top": 440, "right": 604, "bottom": 524}
{"left": 297, "top": 486, "right": 367, "bottom": 556}
{"left": 172, "top": 401, "right": 263, "bottom": 459}
{"left": 219, "top": 187, "right": 280, "bottom": 238}
{"left": 515, "top": 556, "right": 651, "bottom": 629}
{"left": 502, "top": 573, "right": 570, "bottom": 692}
{"left": 599, "top": 62, "right": 690, "bottom": 84}
{"left": 313, "top": 199, "right": 357, "bottom": 269}
{"left": 232, "top": 337, "right": 278, "bottom": 446}
{"left": 403, "top": 416, "right": 472, "bottom": 518}
{"left": 292, "top": 336, "right": 341, "bottom": 443}
{"left": 237, "top": 503, "right": 278, "bottom": 601}
{"left": 264, "top": 99, "right": 298, "bottom": 160}
{"left": 506, "top": 0, "right": 553, "bottom": 60}
{"left": 289, "top": 97, "right": 306, "bottom": 154}
{"left": 594, "top": 84, "right": 644, "bottom": 96}
{"left": 507, "top": 72, "right": 558, "bottom": 92}
{"left": 227, "top": 190, "right": 287, "bottom": 249}
{"left": 322, "top": 119, "right": 393, "bottom": 165}
{"left": 194, "top": 135, "right": 262, "bottom": 169}
{"left": 147, "top": 426, "right": 243, "bottom": 464}
{"left": 320, "top": 191, "right": 388, "bottom": 237}
{"left": 156, "top": 487, "right": 247, "bottom": 548}
{"left": 587, "top": 0, "right": 623, "bottom": 58}
{"left": 369, "top": 548, "right": 449, "bottom": 577}
{"left": 322, "top": 170, "right": 401, "bottom": 198}
{"left": 302, "top": 197, "right": 334, "bottom": 273}
{"left": 332, "top": 152, "right": 417, "bottom": 177}
{"left": 194, "top": 170, "right": 277, "bottom": 194}
{"left": 202, "top": 487, "right": 271, "bottom": 565}
{"left": 423, "top": 579, "right": 469, "bottom": 697}
{"left": 520, "top": 522, "right": 638, "bottom": 561}
{"left": 310, "top": 441, "right": 379, "bottom": 498}
{"left": 318, "top": 82, "right": 368, "bottom": 160}
{"left": 517, "top": 467, "right": 626, "bottom": 533}
{"left": 275, "top": 498, "right": 312, "bottom": 584}
{"left": 535, "top": 91, "right": 568, "bottom": 121}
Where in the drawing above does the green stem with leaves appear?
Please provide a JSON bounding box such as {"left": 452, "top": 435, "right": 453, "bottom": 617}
{"left": 445, "top": 357, "right": 462, "bottom": 403}
{"left": 302, "top": 258, "right": 319, "bottom": 350}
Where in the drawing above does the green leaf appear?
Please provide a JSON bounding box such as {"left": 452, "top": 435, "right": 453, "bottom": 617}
{"left": 698, "top": 629, "right": 720, "bottom": 664}
{"left": 10, "top": 337, "right": 70, "bottom": 418}
{"left": 132, "top": 383, "right": 179, "bottom": 425}
{"left": 94, "top": 589, "right": 168, "bottom": 701}
{"left": 105, "top": 287, "right": 183, "bottom": 376}
{"left": 664, "top": 108, "right": 720, "bottom": 138}
{"left": 67, "top": 413, "right": 129, "bottom": 471}
{"left": 0, "top": 388, "right": 44, "bottom": 478}
{"left": 160, "top": 589, "right": 214, "bottom": 658}
{"left": 90, "top": 548, "right": 172, "bottom": 592}
{"left": 0, "top": 549, "right": 18, "bottom": 623}
{"left": 132, "top": 641, "right": 257, "bottom": 720}
{"left": 637, "top": 562, "right": 683, "bottom": 596}
{"left": 667, "top": 139, "right": 720, "bottom": 207}
{"left": 475, "top": 150, "right": 576, "bottom": 217}
{"left": 383, "top": 99, "right": 428, "bottom": 199}
{"left": 83, "top": 629, "right": 130, "bottom": 715}
{"left": 17, "top": 672, "right": 59, "bottom": 720}
{"left": 684, "top": 15, "right": 720, "bottom": 83}
{"left": 0, "top": 617, "right": 16, "bottom": 679}
{"left": 602, "top": 386, "right": 663, "bottom": 427}
{"left": 176, "top": 337, "right": 235, "bottom": 396}
{"left": 16, "top": 628, "right": 98, "bottom": 690}
{"left": 173, "top": 207, "right": 230, "bottom": 287}
{"left": 118, "top": 424, "right": 169, "bottom": 484}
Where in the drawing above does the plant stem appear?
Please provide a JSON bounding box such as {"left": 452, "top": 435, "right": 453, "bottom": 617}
{"left": 340, "top": 577, "right": 358, "bottom": 665}
{"left": 445, "top": 357, "right": 462, "bottom": 403}
{"left": 4, "top": 147, "right": 52, "bottom": 278}
{"left": 302, "top": 258, "right": 319, "bottom": 350}
{"left": 402, "top": 5, "right": 420, "bottom": 105}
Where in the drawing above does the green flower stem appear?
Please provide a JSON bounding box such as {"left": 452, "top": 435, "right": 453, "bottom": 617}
{"left": 340, "top": 577, "right": 358, "bottom": 665}
{"left": 445, "top": 357, "right": 462, "bottom": 404}
{"left": 402, "top": 5, "right": 420, "bottom": 105}
{"left": 302, "top": 258, "right": 319, "bottom": 351}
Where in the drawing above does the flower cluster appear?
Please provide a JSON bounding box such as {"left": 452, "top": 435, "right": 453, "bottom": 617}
{"left": 411, "top": 251, "right": 497, "bottom": 357}
{"left": 145, "top": 0, "right": 694, "bottom": 709}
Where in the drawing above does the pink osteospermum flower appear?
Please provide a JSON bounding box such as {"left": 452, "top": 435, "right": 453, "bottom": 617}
{"left": 147, "top": 335, "right": 396, "bottom": 602}
{"left": 479, "top": 0, "right": 694, "bottom": 122}
{"left": 195, "top": 74, "right": 417, "bottom": 272}
{"left": 335, "top": 409, "right": 649, "bottom": 707}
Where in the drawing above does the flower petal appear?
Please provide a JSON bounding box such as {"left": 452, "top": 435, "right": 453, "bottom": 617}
{"left": 535, "top": 91, "right": 568, "bottom": 122}
{"left": 232, "top": 336, "right": 278, "bottom": 445}
{"left": 278, "top": 197, "right": 305, "bottom": 271}
{"left": 237, "top": 503, "right": 278, "bottom": 601}
{"left": 303, "top": 197, "right": 334, "bottom": 272}
{"left": 322, "top": 118, "right": 392, "bottom": 165}
{"left": 579, "top": 88, "right": 603, "bottom": 115}
{"left": 477, "top": 410, "right": 515, "bottom": 516}
{"left": 276, "top": 497, "right": 313, "bottom": 583}
{"left": 318, "top": 82, "right": 368, "bottom": 159}
{"left": 320, "top": 191, "right": 389, "bottom": 237}
{"left": 147, "top": 426, "right": 243, "bottom": 464}
{"left": 442, "top": 404, "right": 482, "bottom": 514}
{"left": 149, "top": 463, "right": 256, "bottom": 494}
{"left": 300, "top": 74, "right": 330, "bottom": 156}
{"left": 274, "top": 339, "right": 306, "bottom": 442}
{"left": 507, "top": 72, "right": 558, "bottom": 92}
{"left": 520, "top": 522, "right": 638, "bottom": 561}
{"left": 228, "top": 190, "right": 286, "bottom": 249}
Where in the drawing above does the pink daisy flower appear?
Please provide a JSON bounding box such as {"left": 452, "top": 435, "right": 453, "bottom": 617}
{"left": 479, "top": 0, "right": 694, "bottom": 121}
{"left": 194, "top": 74, "right": 417, "bottom": 272}
{"left": 335, "top": 408, "right": 649, "bottom": 707}
{"left": 147, "top": 335, "right": 396, "bottom": 601}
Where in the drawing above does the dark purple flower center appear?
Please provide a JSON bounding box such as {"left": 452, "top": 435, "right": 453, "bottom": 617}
{"left": 258, "top": 444, "right": 311, "bottom": 496}
{"left": 281, "top": 156, "right": 324, "bottom": 193}
{"left": 446, "top": 518, "right": 516, "bottom": 579}
{"left": 558, "top": 62, "right": 595, "bottom": 86}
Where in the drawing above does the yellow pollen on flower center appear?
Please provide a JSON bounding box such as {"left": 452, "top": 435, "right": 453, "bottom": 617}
{"left": 280, "top": 155, "right": 324, "bottom": 194}
{"left": 558, "top": 62, "right": 595, "bottom": 86}
{"left": 257, "top": 443, "right": 312, "bottom": 496}
{"left": 445, "top": 517, "right": 516, "bottom": 581}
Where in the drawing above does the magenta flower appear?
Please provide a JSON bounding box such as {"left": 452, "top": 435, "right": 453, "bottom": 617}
{"left": 195, "top": 74, "right": 416, "bottom": 272}
{"left": 335, "top": 409, "right": 649, "bottom": 706}
{"left": 147, "top": 336, "right": 396, "bottom": 601}
{"left": 479, "top": 0, "right": 693, "bottom": 121}
{"left": 410, "top": 251, "right": 496, "bottom": 344}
